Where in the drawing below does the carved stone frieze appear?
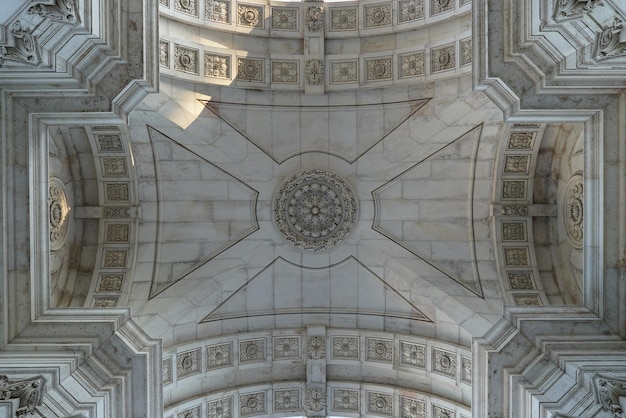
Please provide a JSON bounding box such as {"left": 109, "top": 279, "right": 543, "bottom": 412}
{"left": 332, "top": 389, "right": 359, "bottom": 412}
{"left": 554, "top": 0, "right": 603, "bottom": 22}
{"left": 48, "top": 177, "right": 69, "bottom": 251}
{"left": 593, "top": 375, "right": 626, "bottom": 416}
{"left": 205, "top": 53, "right": 231, "bottom": 79}
{"left": 274, "top": 170, "right": 358, "bottom": 251}
{"left": 207, "top": 396, "right": 233, "bottom": 418}
{"left": 400, "top": 341, "right": 426, "bottom": 368}
{"left": 503, "top": 247, "right": 530, "bottom": 266}
{"left": 0, "top": 375, "right": 46, "bottom": 416}
{"left": 105, "top": 223, "right": 130, "bottom": 242}
{"left": 273, "top": 336, "right": 300, "bottom": 359}
{"left": 502, "top": 180, "right": 526, "bottom": 200}
{"left": 399, "top": 396, "right": 426, "bottom": 418}
{"left": 513, "top": 294, "right": 541, "bottom": 305}
{"left": 207, "top": 342, "right": 233, "bottom": 369}
{"left": 105, "top": 182, "right": 130, "bottom": 201}
{"left": 174, "top": 45, "right": 199, "bottom": 74}
{"left": 307, "top": 335, "right": 326, "bottom": 359}
{"left": 305, "top": 59, "right": 323, "bottom": 85}
{"left": 430, "top": 0, "right": 454, "bottom": 16}
{"left": 96, "top": 134, "right": 124, "bottom": 152}
{"left": 102, "top": 249, "right": 128, "bottom": 267}
{"left": 500, "top": 204, "right": 529, "bottom": 216}
{"left": 273, "top": 389, "right": 301, "bottom": 411}
{"left": 595, "top": 18, "right": 626, "bottom": 60}
{"left": 507, "top": 132, "right": 536, "bottom": 150}
{"left": 331, "top": 336, "right": 359, "bottom": 359}
{"left": 272, "top": 7, "right": 298, "bottom": 31}
{"left": 237, "top": 3, "right": 264, "bottom": 28}
{"left": 240, "top": 392, "right": 266, "bottom": 416}
{"left": 175, "top": 0, "right": 198, "bottom": 16}
{"left": 330, "top": 59, "right": 358, "bottom": 83}
{"left": 306, "top": 387, "right": 326, "bottom": 412}
{"left": 206, "top": 0, "right": 230, "bottom": 23}
{"left": 177, "top": 348, "right": 201, "bottom": 379}
{"left": 367, "top": 392, "right": 393, "bottom": 416}
{"left": 102, "top": 157, "right": 128, "bottom": 176}
{"left": 366, "top": 338, "right": 393, "bottom": 362}
{"left": 431, "top": 44, "right": 455, "bottom": 73}
{"left": 433, "top": 404, "right": 455, "bottom": 417}
{"left": 502, "top": 221, "right": 526, "bottom": 241}
{"left": 399, "top": 51, "right": 425, "bottom": 78}
{"left": 366, "top": 57, "right": 392, "bottom": 81}
{"left": 364, "top": 2, "right": 392, "bottom": 28}
{"left": 178, "top": 405, "right": 201, "bottom": 418}
{"left": 432, "top": 348, "right": 456, "bottom": 378}
{"left": 27, "top": 0, "right": 80, "bottom": 25}
{"left": 239, "top": 338, "right": 266, "bottom": 363}
{"left": 329, "top": 7, "right": 357, "bottom": 31}
{"left": 564, "top": 174, "right": 583, "bottom": 248}
{"left": 93, "top": 296, "right": 119, "bottom": 307}
{"left": 160, "top": 40, "right": 170, "bottom": 68}
{"left": 305, "top": 6, "right": 324, "bottom": 31}
{"left": 398, "top": 0, "right": 424, "bottom": 23}
{"left": 0, "top": 21, "right": 39, "bottom": 68}
{"left": 97, "top": 273, "right": 124, "bottom": 291}
{"left": 237, "top": 57, "right": 264, "bottom": 81}
{"left": 271, "top": 60, "right": 299, "bottom": 84}
{"left": 507, "top": 271, "right": 535, "bottom": 289}
{"left": 504, "top": 155, "right": 530, "bottom": 173}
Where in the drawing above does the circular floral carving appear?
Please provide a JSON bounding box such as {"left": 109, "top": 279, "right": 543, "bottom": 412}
{"left": 564, "top": 174, "right": 583, "bottom": 248}
{"left": 306, "top": 388, "right": 326, "bottom": 411}
{"left": 274, "top": 169, "right": 358, "bottom": 251}
{"left": 48, "top": 177, "right": 69, "bottom": 251}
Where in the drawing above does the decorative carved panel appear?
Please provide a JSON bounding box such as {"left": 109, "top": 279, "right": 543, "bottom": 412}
{"left": 400, "top": 341, "right": 426, "bottom": 368}
{"left": 399, "top": 51, "right": 425, "bottom": 78}
{"left": 331, "top": 336, "right": 359, "bottom": 359}
{"left": 366, "top": 57, "right": 393, "bottom": 81}
{"left": 432, "top": 348, "right": 456, "bottom": 378}
{"left": 364, "top": 2, "right": 392, "bottom": 28}
{"left": 431, "top": 44, "right": 455, "bottom": 73}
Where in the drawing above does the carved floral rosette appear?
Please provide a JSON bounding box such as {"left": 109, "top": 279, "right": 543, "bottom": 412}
{"left": 563, "top": 173, "right": 583, "bottom": 248}
{"left": 48, "top": 176, "right": 70, "bottom": 251}
{"left": 274, "top": 169, "right": 358, "bottom": 251}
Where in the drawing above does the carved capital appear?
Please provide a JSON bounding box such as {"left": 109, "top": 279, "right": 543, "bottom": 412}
{"left": 593, "top": 375, "right": 626, "bottom": 416}
{"left": 27, "top": 0, "right": 81, "bottom": 25}
{"left": 0, "top": 21, "right": 39, "bottom": 68}
{"left": 595, "top": 17, "right": 626, "bottom": 61}
{"left": 554, "top": 0, "right": 603, "bottom": 22}
{"left": 0, "top": 375, "right": 46, "bottom": 417}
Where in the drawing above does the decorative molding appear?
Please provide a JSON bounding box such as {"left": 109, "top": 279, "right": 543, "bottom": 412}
{"left": 27, "top": 0, "right": 80, "bottom": 25}
{"left": 0, "top": 375, "right": 46, "bottom": 416}
{"left": 305, "top": 59, "right": 323, "bottom": 85}
{"left": 364, "top": 2, "right": 392, "bottom": 28}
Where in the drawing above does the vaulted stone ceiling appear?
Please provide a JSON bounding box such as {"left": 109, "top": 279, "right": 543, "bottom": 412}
{"left": 3, "top": 0, "right": 626, "bottom": 417}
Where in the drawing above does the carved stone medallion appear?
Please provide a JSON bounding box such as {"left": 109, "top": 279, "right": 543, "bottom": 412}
{"left": 274, "top": 169, "right": 358, "bottom": 251}
{"left": 564, "top": 174, "right": 583, "bottom": 248}
{"left": 48, "top": 177, "right": 70, "bottom": 251}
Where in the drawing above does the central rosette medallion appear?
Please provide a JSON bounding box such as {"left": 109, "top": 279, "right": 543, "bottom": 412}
{"left": 274, "top": 169, "right": 358, "bottom": 251}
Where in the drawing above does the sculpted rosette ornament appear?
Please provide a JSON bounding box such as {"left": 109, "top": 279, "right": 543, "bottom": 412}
{"left": 274, "top": 169, "right": 358, "bottom": 251}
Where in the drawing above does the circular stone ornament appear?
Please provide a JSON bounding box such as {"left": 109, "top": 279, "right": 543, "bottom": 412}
{"left": 564, "top": 173, "right": 583, "bottom": 248}
{"left": 48, "top": 176, "right": 70, "bottom": 251}
{"left": 274, "top": 169, "right": 358, "bottom": 251}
